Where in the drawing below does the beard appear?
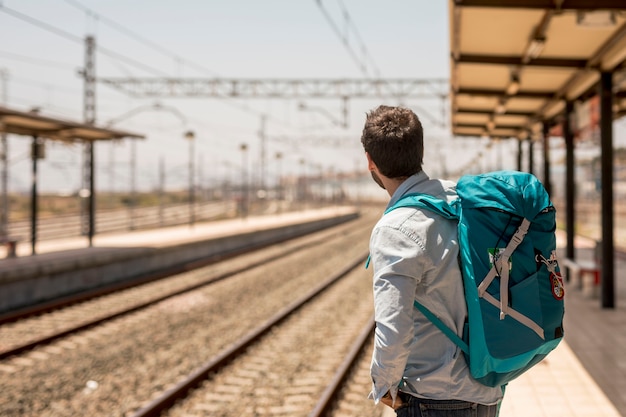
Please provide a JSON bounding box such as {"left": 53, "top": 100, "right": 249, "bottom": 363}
{"left": 370, "top": 171, "right": 386, "bottom": 189}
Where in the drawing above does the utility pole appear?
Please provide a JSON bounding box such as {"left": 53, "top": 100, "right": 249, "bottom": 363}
{"left": 198, "top": 152, "right": 204, "bottom": 202}
{"left": 159, "top": 156, "right": 164, "bottom": 226}
{"left": 185, "top": 130, "right": 195, "bottom": 226}
{"left": 240, "top": 143, "right": 248, "bottom": 218}
{"left": 130, "top": 140, "right": 136, "bottom": 230}
{"left": 82, "top": 35, "right": 96, "bottom": 246}
{"left": 108, "top": 141, "right": 116, "bottom": 208}
{"left": 259, "top": 115, "right": 266, "bottom": 192}
{"left": 0, "top": 68, "right": 8, "bottom": 241}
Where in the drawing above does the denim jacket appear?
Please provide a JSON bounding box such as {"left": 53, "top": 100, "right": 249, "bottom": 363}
{"left": 368, "top": 171, "right": 503, "bottom": 406}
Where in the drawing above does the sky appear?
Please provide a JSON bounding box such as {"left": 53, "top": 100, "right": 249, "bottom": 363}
{"left": 0, "top": 0, "right": 526, "bottom": 194}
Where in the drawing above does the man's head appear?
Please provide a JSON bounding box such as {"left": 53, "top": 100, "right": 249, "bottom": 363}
{"left": 360, "top": 105, "right": 424, "bottom": 180}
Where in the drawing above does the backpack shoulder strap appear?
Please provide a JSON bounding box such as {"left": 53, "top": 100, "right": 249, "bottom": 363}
{"left": 366, "top": 193, "right": 457, "bottom": 269}
{"left": 385, "top": 193, "right": 459, "bottom": 220}
{"left": 413, "top": 300, "right": 469, "bottom": 355}
{"left": 385, "top": 193, "right": 467, "bottom": 353}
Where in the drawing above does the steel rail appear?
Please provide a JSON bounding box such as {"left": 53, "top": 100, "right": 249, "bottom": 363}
{"left": 129, "top": 253, "right": 369, "bottom": 417}
{"left": 0, "top": 229, "right": 348, "bottom": 359}
{"left": 0, "top": 241, "right": 255, "bottom": 326}
{"left": 308, "top": 315, "right": 375, "bottom": 417}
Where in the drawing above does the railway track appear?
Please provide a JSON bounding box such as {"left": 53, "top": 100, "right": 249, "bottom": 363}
{"left": 132, "top": 255, "right": 373, "bottom": 417}
{"left": 0, "top": 214, "right": 371, "bottom": 358}
{"left": 0, "top": 212, "right": 384, "bottom": 417}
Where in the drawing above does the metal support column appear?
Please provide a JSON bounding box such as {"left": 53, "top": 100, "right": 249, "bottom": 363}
{"left": 240, "top": 143, "right": 249, "bottom": 218}
{"left": 129, "top": 140, "right": 136, "bottom": 230}
{"left": 185, "top": 130, "right": 195, "bottom": 226}
{"left": 30, "top": 136, "right": 40, "bottom": 255}
{"left": 542, "top": 122, "right": 551, "bottom": 196}
{"left": 527, "top": 137, "right": 534, "bottom": 175}
{"left": 517, "top": 139, "right": 523, "bottom": 172}
{"left": 599, "top": 72, "right": 615, "bottom": 309}
{"left": 0, "top": 69, "right": 8, "bottom": 241}
{"left": 259, "top": 115, "right": 266, "bottom": 193}
{"left": 82, "top": 35, "right": 96, "bottom": 246}
{"left": 0, "top": 123, "right": 7, "bottom": 242}
{"left": 564, "top": 101, "right": 575, "bottom": 268}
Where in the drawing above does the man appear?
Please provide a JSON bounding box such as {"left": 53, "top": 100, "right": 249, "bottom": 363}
{"left": 361, "top": 105, "right": 502, "bottom": 416}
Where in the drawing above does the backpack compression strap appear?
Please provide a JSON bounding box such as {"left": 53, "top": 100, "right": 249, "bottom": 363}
{"left": 476, "top": 218, "right": 545, "bottom": 339}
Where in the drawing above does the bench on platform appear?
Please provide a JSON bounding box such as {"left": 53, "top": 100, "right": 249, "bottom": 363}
{"left": 561, "top": 257, "right": 600, "bottom": 297}
{"left": 0, "top": 237, "right": 20, "bottom": 259}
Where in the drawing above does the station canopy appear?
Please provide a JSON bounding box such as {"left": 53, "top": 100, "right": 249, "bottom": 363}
{"left": 449, "top": 0, "right": 626, "bottom": 139}
{"left": 0, "top": 105, "right": 144, "bottom": 141}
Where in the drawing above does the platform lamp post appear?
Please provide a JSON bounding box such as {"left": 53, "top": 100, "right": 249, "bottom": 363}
{"left": 275, "top": 152, "right": 283, "bottom": 209}
{"left": 240, "top": 143, "right": 249, "bottom": 218}
{"left": 107, "top": 102, "right": 190, "bottom": 231}
{"left": 30, "top": 136, "right": 45, "bottom": 255}
{"left": 299, "top": 158, "right": 306, "bottom": 209}
{"left": 0, "top": 68, "right": 8, "bottom": 242}
{"left": 185, "top": 130, "right": 195, "bottom": 227}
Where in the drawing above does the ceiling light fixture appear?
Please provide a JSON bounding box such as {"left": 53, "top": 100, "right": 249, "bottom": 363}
{"left": 527, "top": 37, "right": 545, "bottom": 60}
{"left": 577, "top": 11, "right": 616, "bottom": 28}
{"left": 495, "top": 98, "right": 507, "bottom": 114}
{"left": 506, "top": 75, "right": 520, "bottom": 96}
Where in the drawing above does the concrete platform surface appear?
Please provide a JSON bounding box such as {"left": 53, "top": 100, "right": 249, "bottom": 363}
{"left": 1, "top": 206, "right": 357, "bottom": 258}
{"left": 0, "top": 206, "right": 359, "bottom": 313}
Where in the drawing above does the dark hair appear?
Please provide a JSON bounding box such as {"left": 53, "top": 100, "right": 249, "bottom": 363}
{"left": 360, "top": 105, "right": 423, "bottom": 178}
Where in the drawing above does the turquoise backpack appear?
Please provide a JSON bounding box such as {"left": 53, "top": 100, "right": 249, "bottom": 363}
{"left": 385, "top": 170, "right": 565, "bottom": 387}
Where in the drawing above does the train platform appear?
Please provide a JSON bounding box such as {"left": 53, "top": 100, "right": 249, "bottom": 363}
{"left": 0, "top": 206, "right": 358, "bottom": 258}
{"left": 382, "top": 229, "right": 625, "bottom": 417}
{"left": 0, "top": 206, "right": 360, "bottom": 314}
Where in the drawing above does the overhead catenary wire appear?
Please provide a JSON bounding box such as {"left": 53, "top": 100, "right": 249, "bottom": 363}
{"left": 0, "top": 2, "right": 83, "bottom": 43}
{"left": 2, "top": 0, "right": 366, "bottom": 192}
{"left": 0, "top": 49, "right": 76, "bottom": 71}
{"left": 63, "top": 0, "right": 220, "bottom": 77}
{"left": 314, "top": 0, "right": 381, "bottom": 79}
{"left": 1, "top": 1, "right": 337, "bottom": 137}
{"left": 336, "top": 0, "right": 382, "bottom": 77}
{"left": 0, "top": 3, "right": 167, "bottom": 77}
{"left": 0, "top": 1, "right": 223, "bottom": 145}
{"left": 61, "top": 0, "right": 290, "bottom": 125}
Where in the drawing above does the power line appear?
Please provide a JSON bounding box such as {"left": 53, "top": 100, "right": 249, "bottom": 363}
{"left": 10, "top": 76, "right": 81, "bottom": 95}
{"left": 0, "top": 3, "right": 83, "bottom": 43}
{"left": 60, "top": 1, "right": 295, "bottom": 125}
{"left": 0, "top": 3, "right": 166, "bottom": 77}
{"left": 336, "top": 0, "right": 381, "bottom": 76}
{"left": 0, "top": 49, "right": 75, "bottom": 71}
{"left": 314, "top": 0, "right": 381, "bottom": 78}
{"left": 63, "top": 0, "right": 220, "bottom": 77}
{"left": 1, "top": 2, "right": 353, "bottom": 140}
{"left": 98, "top": 43, "right": 168, "bottom": 77}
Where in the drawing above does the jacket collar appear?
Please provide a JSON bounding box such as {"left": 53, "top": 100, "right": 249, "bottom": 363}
{"left": 387, "top": 171, "right": 430, "bottom": 210}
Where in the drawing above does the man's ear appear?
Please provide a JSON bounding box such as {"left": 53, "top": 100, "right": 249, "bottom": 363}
{"left": 365, "top": 152, "right": 377, "bottom": 171}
